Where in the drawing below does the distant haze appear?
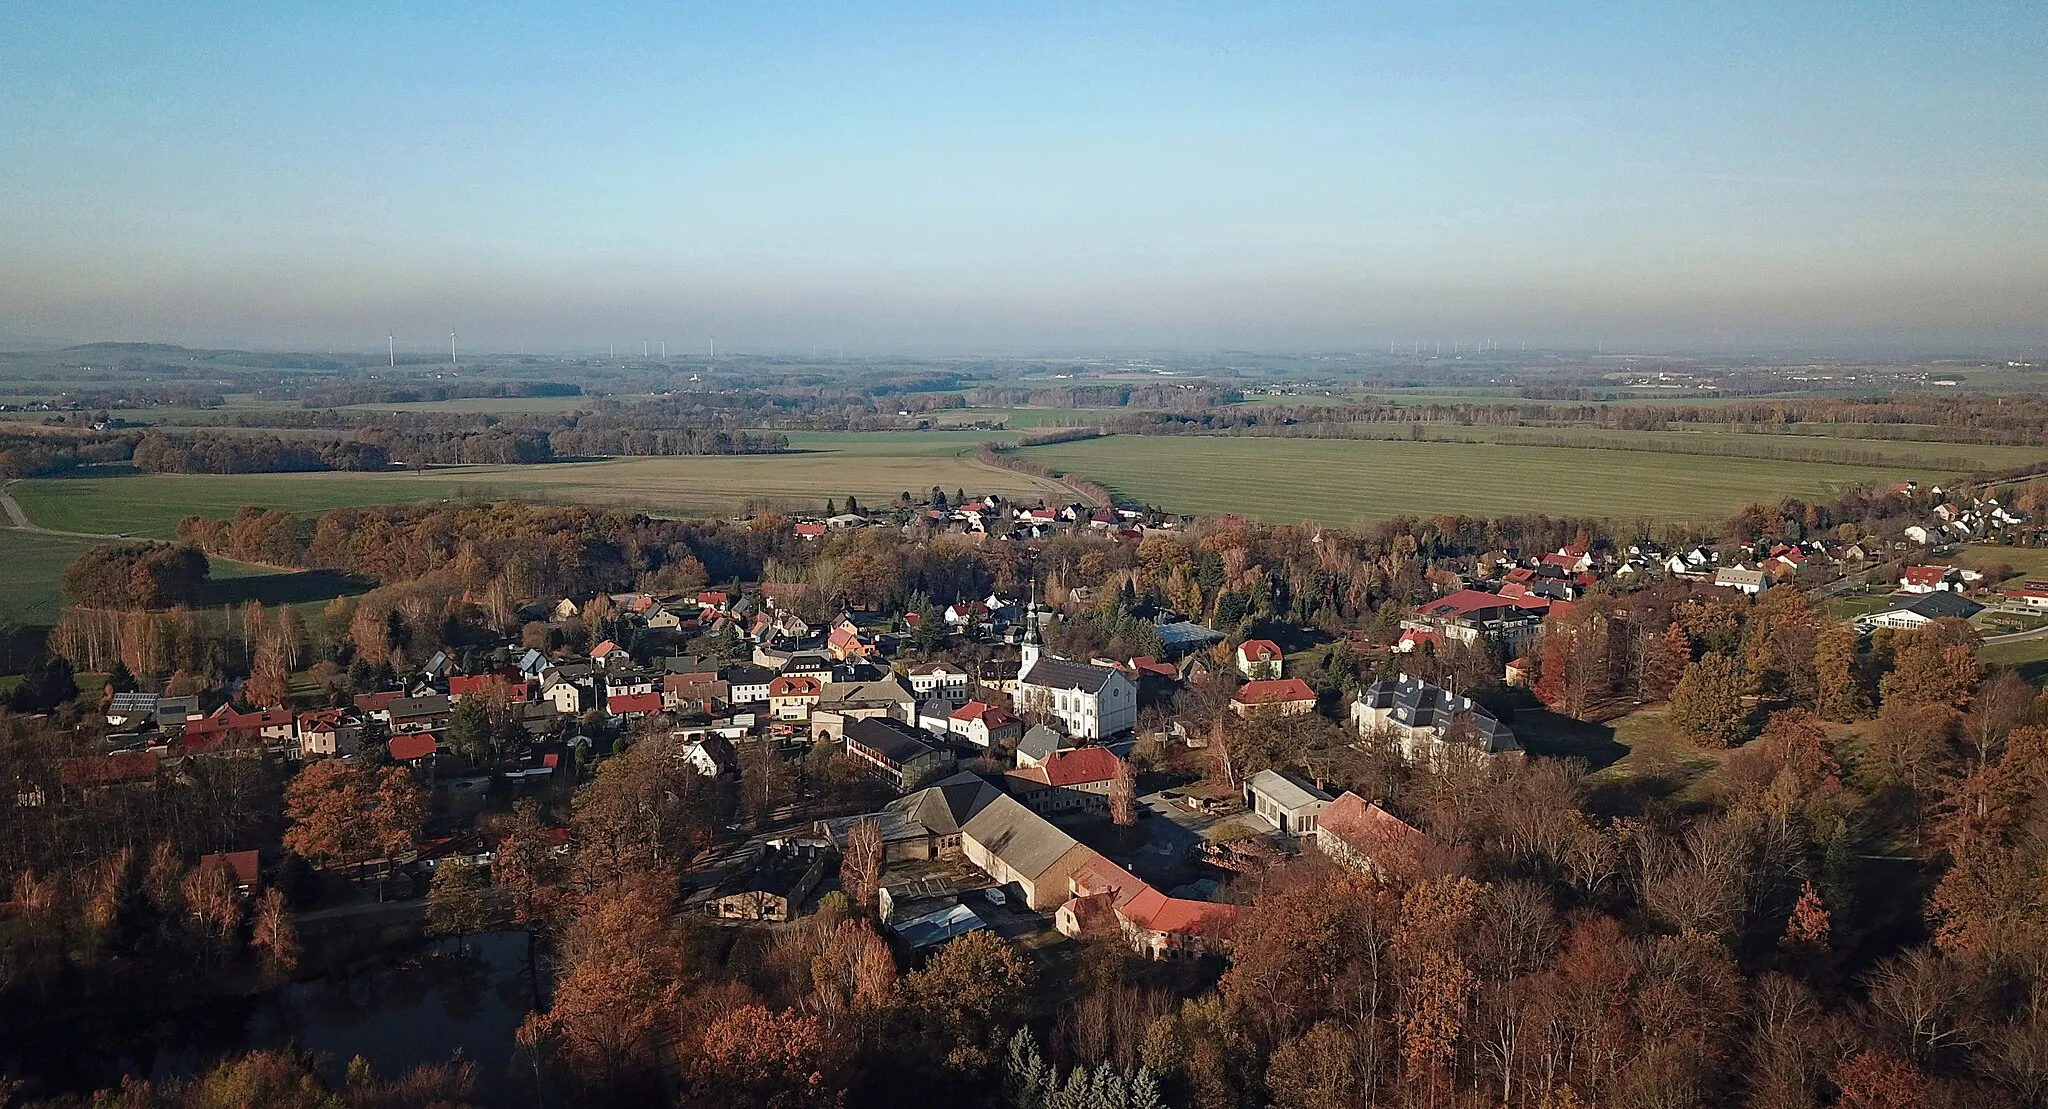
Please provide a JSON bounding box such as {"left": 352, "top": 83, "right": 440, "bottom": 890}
{"left": 2, "top": 3, "right": 2044, "bottom": 355}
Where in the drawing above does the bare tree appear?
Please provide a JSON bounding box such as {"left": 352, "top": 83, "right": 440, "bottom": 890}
{"left": 1110, "top": 756, "right": 1138, "bottom": 827}
{"left": 841, "top": 817, "right": 883, "bottom": 915}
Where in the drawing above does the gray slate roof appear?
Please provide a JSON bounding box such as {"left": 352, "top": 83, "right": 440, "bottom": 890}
{"left": 847, "top": 717, "right": 942, "bottom": 763}
{"left": 1020, "top": 656, "right": 1122, "bottom": 694}
{"left": 1896, "top": 591, "right": 1984, "bottom": 620}
{"left": 1017, "top": 724, "right": 1070, "bottom": 763}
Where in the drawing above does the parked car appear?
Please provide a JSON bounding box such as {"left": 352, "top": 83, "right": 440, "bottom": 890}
{"left": 983, "top": 887, "right": 1007, "bottom": 907}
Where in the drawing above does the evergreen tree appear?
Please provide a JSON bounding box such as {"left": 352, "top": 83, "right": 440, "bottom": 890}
{"left": 10, "top": 652, "right": 77, "bottom": 713}
{"left": 1128, "top": 1067, "right": 1164, "bottom": 1109}
{"left": 1003, "top": 1028, "right": 1051, "bottom": 1109}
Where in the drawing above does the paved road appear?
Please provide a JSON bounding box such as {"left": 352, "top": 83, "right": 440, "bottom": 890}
{"left": 0, "top": 480, "right": 122, "bottom": 539}
{"left": 1983, "top": 622, "right": 2048, "bottom": 646}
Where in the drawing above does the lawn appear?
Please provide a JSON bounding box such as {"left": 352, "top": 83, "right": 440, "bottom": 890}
{"left": 1952, "top": 545, "right": 2048, "bottom": 585}
{"left": 10, "top": 435, "right": 1070, "bottom": 538}
{"left": 0, "top": 529, "right": 102, "bottom": 625}
{"left": 1014, "top": 435, "right": 1975, "bottom": 524}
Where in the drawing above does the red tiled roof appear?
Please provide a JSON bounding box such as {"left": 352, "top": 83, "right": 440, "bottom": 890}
{"left": 590, "top": 640, "right": 624, "bottom": 659}
{"left": 1238, "top": 639, "right": 1282, "bottom": 662}
{"left": 768, "top": 675, "right": 821, "bottom": 697}
{"left": 1118, "top": 885, "right": 1238, "bottom": 937}
{"left": 1233, "top": 678, "right": 1317, "bottom": 706}
{"left": 607, "top": 692, "right": 663, "bottom": 716}
{"left": 387, "top": 734, "right": 438, "bottom": 761}
{"left": 794, "top": 522, "right": 829, "bottom": 537}
{"left": 1417, "top": 589, "right": 1521, "bottom": 620}
{"left": 201, "top": 849, "right": 260, "bottom": 887}
{"left": 354, "top": 691, "right": 404, "bottom": 713}
{"left": 949, "top": 700, "right": 1017, "bottom": 728}
{"left": 1902, "top": 565, "right": 1951, "bottom": 587}
{"left": 1319, "top": 792, "right": 1430, "bottom": 858}
{"left": 1037, "top": 746, "right": 1123, "bottom": 787}
{"left": 61, "top": 751, "right": 159, "bottom": 788}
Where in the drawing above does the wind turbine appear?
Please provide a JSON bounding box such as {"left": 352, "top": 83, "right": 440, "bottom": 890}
{"left": 450, "top": 333, "right": 458, "bottom": 366}
{"left": 388, "top": 334, "right": 395, "bottom": 367}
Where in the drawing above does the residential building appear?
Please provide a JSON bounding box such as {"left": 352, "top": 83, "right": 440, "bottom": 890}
{"left": 722, "top": 663, "right": 776, "bottom": 706}
{"left": 297, "top": 709, "right": 361, "bottom": 758}
{"left": 767, "top": 674, "right": 823, "bottom": 722}
{"left": 1243, "top": 769, "right": 1332, "bottom": 835}
{"left": 707, "top": 843, "right": 827, "bottom": 923}
{"left": 1230, "top": 678, "right": 1319, "bottom": 717}
{"left": 907, "top": 661, "right": 972, "bottom": 701}
{"left": 949, "top": 700, "right": 1023, "bottom": 749}
{"left": 1235, "top": 639, "right": 1284, "bottom": 680}
{"left": 1714, "top": 567, "right": 1774, "bottom": 595}
{"left": 1404, "top": 588, "right": 1545, "bottom": 656}
{"left": 1900, "top": 565, "right": 1964, "bottom": 594}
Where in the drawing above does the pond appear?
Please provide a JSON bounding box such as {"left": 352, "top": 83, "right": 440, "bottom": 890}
{"left": 7, "top": 931, "right": 548, "bottom": 1104}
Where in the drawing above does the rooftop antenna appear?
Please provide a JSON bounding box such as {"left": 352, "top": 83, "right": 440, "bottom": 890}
{"left": 388, "top": 334, "right": 394, "bottom": 367}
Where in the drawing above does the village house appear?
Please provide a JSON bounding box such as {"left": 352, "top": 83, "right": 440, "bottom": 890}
{"left": 767, "top": 674, "right": 824, "bottom": 722}
{"left": 948, "top": 700, "right": 1023, "bottom": 749}
{"left": 723, "top": 663, "right": 776, "bottom": 706}
{"left": 1714, "top": 567, "right": 1774, "bottom": 595}
{"left": 1243, "top": 769, "right": 1332, "bottom": 836}
{"left": 540, "top": 672, "right": 586, "bottom": 715}
{"left": 1235, "top": 639, "right": 1285, "bottom": 680}
{"left": 1230, "top": 678, "right": 1319, "bottom": 717}
{"left": 1900, "top": 565, "right": 1965, "bottom": 594}
{"left": 297, "top": 709, "right": 361, "bottom": 758}
{"left": 605, "top": 691, "right": 663, "bottom": 721}
{"left": 386, "top": 695, "right": 452, "bottom": 736}
{"left": 1014, "top": 724, "right": 1075, "bottom": 769}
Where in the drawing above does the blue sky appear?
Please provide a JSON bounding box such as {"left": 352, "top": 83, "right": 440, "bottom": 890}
{"left": 2, "top": 2, "right": 2043, "bottom": 353}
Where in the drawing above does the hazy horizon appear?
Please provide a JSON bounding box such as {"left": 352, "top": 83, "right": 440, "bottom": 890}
{"left": 5, "top": 3, "right": 2044, "bottom": 354}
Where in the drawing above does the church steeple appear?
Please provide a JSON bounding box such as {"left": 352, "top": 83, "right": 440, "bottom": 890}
{"left": 1021, "top": 583, "right": 1043, "bottom": 674}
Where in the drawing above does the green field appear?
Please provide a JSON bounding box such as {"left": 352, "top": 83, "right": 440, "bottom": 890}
{"left": 1015, "top": 435, "right": 1972, "bottom": 523}
{"left": 0, "top": 530, "right": 102, "bottom": 625}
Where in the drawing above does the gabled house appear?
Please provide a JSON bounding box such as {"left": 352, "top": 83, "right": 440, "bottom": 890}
{"left": 1316, "top": 792, "right": 1441, "bottom": 881}
{"left": 906, "top": 661, "right": 972, "bottom": 701}
{"left": 844, "top": 717, "right": 956, "bottom": 791}
{"left": 1231, "top": 678, "right": 1319, "bottom": 717}
{"left": 949, "top": 700, "right": 1023, "bottom": 749}
{"left": 1006, "top": 746, "right": 1123, "bottom": 816}
{"left": 297, "top": 709, "right": 361, "bottom": 758}
{"left": 590, "top": 640, "right": 630, "bottom": 666}
{"left": 605, "top": 691, "right": 663, "bottom": 721}
{"left": 767, "top": 674, "right": 823, "bottom": 722}
{"left": 1235, "top": 639, "right": 1284, "bottom": 680}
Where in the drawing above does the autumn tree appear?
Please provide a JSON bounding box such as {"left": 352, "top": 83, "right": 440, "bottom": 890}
{"left": 426, "top": 858, "right": 496, "bottom": 951}
{"left": 1813, "top": 623, "right": 1867, "bottom": 721}
{"left": 840, "top": 817, "right": 883, "bottom": 914}
{"left": 1668, "top": 652, "right": 1750, "bottom": 748}
{"left": 281, "top": 759, "right": 428, "bottom": 870}
{"left": 1880, "top": 622, "right": 1983, "bottom": 710}
{"left": 1109, "top": 757, "right": 1138, "bottom": 827}
{"left": 899, "top": 928, "right": 1035, "bottom": 1072}
{"left": 686, "top": 1004, "right": 844, "bottom": 1109}
{"left": 528, "top": 870, "right": 687, "bottom": 1100}
{"left": 180, "top": 857, "right": 241, "bottom": 965}
{"left": 250, "top": 888, "right": 300, "bottom": 978}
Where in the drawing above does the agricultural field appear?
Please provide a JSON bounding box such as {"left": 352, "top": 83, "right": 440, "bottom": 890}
{"left": 1952, "top": 544, "right": 2048, "bottom": 586}
{"left": 0, "top": 530, "right": 101, "bottom": 626}
{"left": 8, "top": 432, "right": 1068, "bottom": 539}
{"left": 334, "top": 394, "right": 602, "bottom": 415}
{"left": 1014, "top": 435, "right": 1980, "bottom": 524}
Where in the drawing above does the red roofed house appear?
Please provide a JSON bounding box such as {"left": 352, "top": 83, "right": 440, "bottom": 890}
{"left": 449, "top": 669, "right": 532, "bottom": 703}
{"left": 1900, "top": 565, "right": 1962, "bottom": 594}
{"left": 767, "top": 674, "right": 823, "bottom": 722}
{"left": 1230, "top": 678, "right": 1319, "bottom": 717}
{"left": 948, "top": 700, "right": 1023, "bottom": 749}
{"left": 590, "top": 640, "right": 630, "bottom": 665}
{"left": 199, "top": 850, "right": 262, "bottom": 896}
{"left": 1394, "top": 627, "right": 1443, "bottom": 654}
{"left": 60, "top": 751, "right": 159, "bottom": 794}
{"left": 605, "top": 691, "right": 664, "bottom": 721}
{"left": 827, "top": 622, "right": 876, "bottom": 662}
{"left": 386, "top": 733, "right": 438, "bottom": 764}
{"left": 1236, "top": 639, "right": 1284, "bottom": 680}
{"left": 2005, "top": 587, "right": 2048, "bottom": 612}
{"left": 1117, "top": 883, "right": 1238, "bottom": 959}
{"left": 794, "top": 521, "right": 829, "bottom": 540}
{"left": 698, "top": 590, "right": 730, "bottom": 609}
{"left": 1316, "top": 791, "right": 1443, "bottom": 881}
{"left": 1006, "top": 746, "right": 1123, "bottom": 815}
{"left": 298, "top": 709, "right": 362, "bottom": 758}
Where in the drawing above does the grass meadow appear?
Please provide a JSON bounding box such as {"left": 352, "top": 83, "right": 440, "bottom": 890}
{"left": 1014, "top": 435, "right": 1984, "bottom": 523}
